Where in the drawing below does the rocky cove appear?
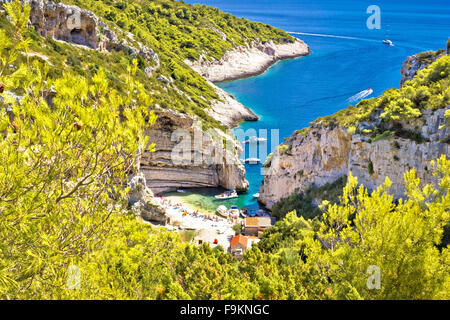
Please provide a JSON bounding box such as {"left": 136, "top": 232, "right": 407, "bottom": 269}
{"left": 1, "top": 0, "right": 312, "bottom": 221}
{"left": 4, "top": 0, "right": 448, "bottom": 223}
{"left": 259, "top": 106, "right": 450, "bottom": 208}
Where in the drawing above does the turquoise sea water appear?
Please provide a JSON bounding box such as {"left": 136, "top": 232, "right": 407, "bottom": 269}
{"left": 178, "top": 0, "right": 450, "bottom": 212}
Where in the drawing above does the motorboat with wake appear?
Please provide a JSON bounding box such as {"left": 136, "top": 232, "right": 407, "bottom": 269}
{"left": 382, "top": 39, "right": 394, "bottom": 46}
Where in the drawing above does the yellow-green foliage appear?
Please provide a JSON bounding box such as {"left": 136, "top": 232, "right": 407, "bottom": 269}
{"left": 0, "top": 1, "right": 449, "bottom": 301}
{"left": 0, "top": 2, "right": 157, "bottom": 297}
{"left": 278, "top": 144, "right": 290, "bottom": 155}
{"left": 55, "top": 0, "right": 295, "bottom": 130}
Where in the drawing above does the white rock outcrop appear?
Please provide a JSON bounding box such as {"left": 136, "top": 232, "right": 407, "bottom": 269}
{"left": 128, "top": 173, "right": 167, "bottom": 222}
{"left": 185, "top": 39, "right": 310, "bottom": 83}
{"left": 0, "top": 0, "right": 159, "bottom": 66}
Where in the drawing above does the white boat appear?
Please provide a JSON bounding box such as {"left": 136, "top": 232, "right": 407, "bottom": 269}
{"left": 177, "top": 189, "right": 186, "bottom": 193}
{"left": 382, "top": 39, "right": 394, "bottom": 46}
{"left": 253, "top": 193, "right": 260, "bottom": 198}
{"left": 216, "top": 205, "right": 228, "bottom": 217}
{"left": 215, "top": 190, "right": 238, "bottom": 200}
{"left": 242, "top": 158, "right": 260, "bottom": 164}
{"left": 229, "top": 205, "right": 240, "bottom": 219}
{"left": 243, "top": 136, "right": 267, "bottom": 144}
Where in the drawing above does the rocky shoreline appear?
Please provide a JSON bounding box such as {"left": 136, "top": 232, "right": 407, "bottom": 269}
{"left": 208, "top": 82, "right": 259, "bottom": 127}
{"left": 185, "top": 39, "right": 310, "bottom": 83}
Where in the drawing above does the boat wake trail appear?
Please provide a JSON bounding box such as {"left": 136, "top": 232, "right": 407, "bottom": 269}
{"left": 287, "top": 31, "right": 379, "bottom": 43}
{"left": 347, "top": 88, "right": 373, "bottom": 103}
{"left": 297, "top": 89, "right": 374, "bottom": 109}
{"left": 300, "top": 90, "right": 361, "bottom": 106}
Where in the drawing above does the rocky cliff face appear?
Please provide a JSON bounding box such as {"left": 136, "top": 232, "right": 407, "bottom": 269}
{"left": 139, "top": 109, "right": 248, "bottom": 194}
{"left": 128, "top": 173, "right": 167, "bottom": 222}
{"left": 260, "top": 107, "right": 450, "bottom": 209}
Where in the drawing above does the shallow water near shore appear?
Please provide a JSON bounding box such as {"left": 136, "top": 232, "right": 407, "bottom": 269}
{"left": 164, "top": 187, "right": 256, "bottom": 215}
{"left": 181, "top": 0, "right": 450, "bottom": 212}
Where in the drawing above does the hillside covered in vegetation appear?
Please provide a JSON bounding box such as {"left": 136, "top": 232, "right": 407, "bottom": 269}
{"left": 0, "top": 1, "right": 448, "bottom": 300}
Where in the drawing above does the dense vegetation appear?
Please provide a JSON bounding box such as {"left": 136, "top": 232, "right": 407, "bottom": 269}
{"left": 271, "top": 176, "right": 347, "bottom": 220}
{"left": 65, "top": 0, "right": 294, "bottom": 61}
{"left": 0, "top": 1, "right": 449, "bottom": 300}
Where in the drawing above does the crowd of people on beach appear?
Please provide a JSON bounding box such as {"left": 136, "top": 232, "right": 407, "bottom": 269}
{"left": 155, "top": 195, "right": 242, "bottom": 227}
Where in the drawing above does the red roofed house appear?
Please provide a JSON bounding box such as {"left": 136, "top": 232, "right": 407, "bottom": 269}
{"left": 230, "top": 234, "right": 248, "bottom": 259}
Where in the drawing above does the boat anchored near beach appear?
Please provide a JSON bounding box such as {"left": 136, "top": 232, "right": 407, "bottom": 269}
{"left": 243, "top": 136, "right": 267, "bottom": 144}
{"left": 215, "top": 190, "right": 238, "bottom": 200}
{"left": 216, "top": 205, "right": 240, "bottom": 219}
{"left": 241, "top": 158, "right": 260, "bottom": 164}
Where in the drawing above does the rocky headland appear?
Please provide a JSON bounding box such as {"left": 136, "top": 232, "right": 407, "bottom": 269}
{"left": 185, "top": 39, "right": 310, "bottom": 83}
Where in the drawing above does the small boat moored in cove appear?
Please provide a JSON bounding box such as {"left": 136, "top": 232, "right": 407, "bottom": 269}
{"left": 243, "top": 136, "right": 267, "bottom": 144}
{"left": 241, "top": 158, "right": 260, "bottom": 164}
{"left": 229, "top": 205, "right": 240, "bottom": 219}
{"left": 253, "top": 193, "right": 260, "bottom": 198}
{"left": 216, "top": 205, "right": 228, "bottom": 217}
{"left": 215, "top": 190, "right": 238, "bottom": 199}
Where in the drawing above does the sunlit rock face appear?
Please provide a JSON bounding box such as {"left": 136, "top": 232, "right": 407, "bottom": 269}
{"left": 128, "top": 173, "right": 167, "bottom": 222}
{"left": 139, "top": 109, "right": 249, "bottom": 194}
{"left": 260, "top": 106, "right": 450, "bottom": 209}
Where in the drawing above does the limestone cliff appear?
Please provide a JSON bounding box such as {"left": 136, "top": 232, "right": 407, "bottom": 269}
{"left": 185, "top": 39, "right": 310, "bottom": 83}
{"left": 139, "top": 109, "right": 248, "bottom": 194}
{"left": 260, "top": 107, "right": 450, "bottom": 209}
{"left": 0, "top": 0, "right": 160, "bottom": 67}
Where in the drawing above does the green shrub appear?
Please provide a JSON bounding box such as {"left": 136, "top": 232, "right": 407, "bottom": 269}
{"left": 271, "top": 176, "right": 347, "bottom": 220}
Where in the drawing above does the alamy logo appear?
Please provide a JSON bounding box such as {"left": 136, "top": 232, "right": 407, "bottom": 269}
{"left": 366, "top": 5, "right": 381, "bottom": 30}
{"left": 366, "top": 265, "right": 381, "bottom": 290}
{"left": 66, "top": 265, "right": 81, "bottom": 289}
{"left": 170, "top": 122, "right": 280, "bottom": 176}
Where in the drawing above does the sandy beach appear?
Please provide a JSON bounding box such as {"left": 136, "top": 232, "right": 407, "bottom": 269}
{"left": 164, "top": 194, "right": 217, "bottom": 215}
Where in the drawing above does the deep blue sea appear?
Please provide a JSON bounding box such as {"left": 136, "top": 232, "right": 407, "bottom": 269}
{"left": 180, "top": 0, "right": 450, "bottom": 211}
